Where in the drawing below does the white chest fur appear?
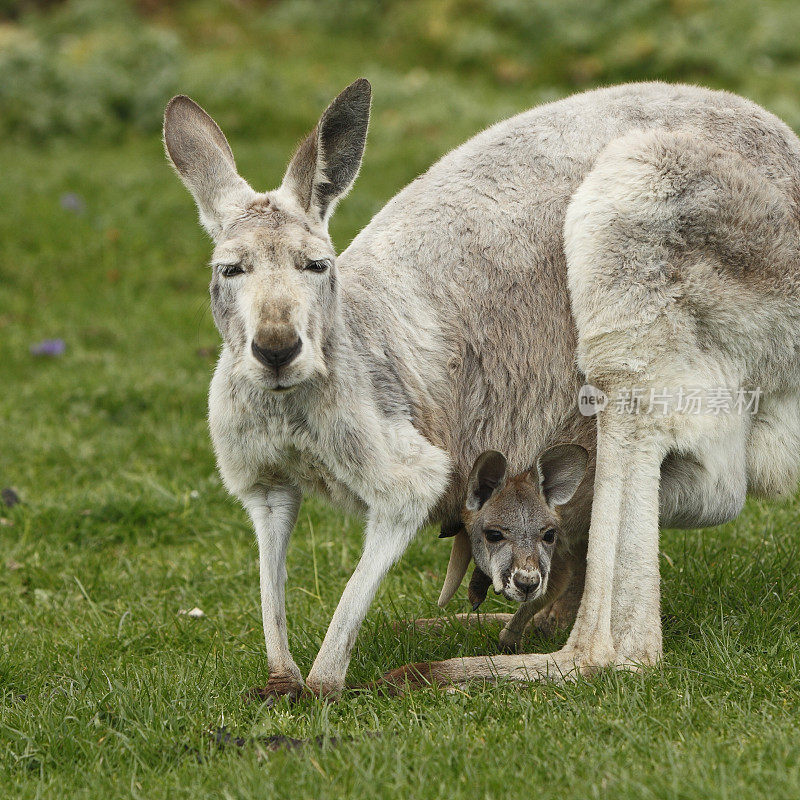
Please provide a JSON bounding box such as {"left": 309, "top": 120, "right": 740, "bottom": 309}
{"left": 207, "top": 353, "right": 451, "bottom": 523}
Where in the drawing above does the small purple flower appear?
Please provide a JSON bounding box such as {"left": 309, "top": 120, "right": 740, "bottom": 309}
{"left": 59, "top": 193, "right": 86, "bottom": 214}
{"left": 30, "top": 339, "right": 66, "bottom": 357}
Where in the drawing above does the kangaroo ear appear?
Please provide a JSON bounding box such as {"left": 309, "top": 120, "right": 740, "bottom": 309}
{"left": 465, "top": 450, "right": 507, "bottom": 512}
{"left": 164, "top": 95, "right": 253, "bottom": 238}
{"left": 282, "top": 78, "right": 371, "bottom": 224}
{"left": 438, "top": 519, "right": 464, "bottom": 538}
{"left": 536, "top": 444, "right": 589, "bottom": 508}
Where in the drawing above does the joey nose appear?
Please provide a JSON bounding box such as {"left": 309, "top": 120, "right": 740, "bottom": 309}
{"left": 251, "top": 337, "right": 302, "bottom": 370}
{"left": 513, "top": 571, "right": 540, "bottom": 593}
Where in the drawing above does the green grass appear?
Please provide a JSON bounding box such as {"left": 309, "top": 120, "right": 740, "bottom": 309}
{"left": 3, "top": 1, "right": 800, "bottom": 798}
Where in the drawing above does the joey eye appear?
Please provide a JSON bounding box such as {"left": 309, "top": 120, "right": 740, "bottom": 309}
{"left": 542, "top": 529, "right": 557, "bottom": 545}
{"left": 218, "top": 264, "right": 245, "bottom": 278}
{"left": 305, "top": 259, "right": 330, "bottom": 273}
{"left": 484, "top": 529, "right": 505, "bottom": 544}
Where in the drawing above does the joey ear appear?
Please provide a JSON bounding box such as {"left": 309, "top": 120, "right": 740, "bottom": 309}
{"left": 281, "top": 78, "right": 371, "bottom": 224}
{"left": 465, "top": 450, "right": 507, "bottom": 512}
{"left": 536, "top": 444, "right": 589, "bottom": 508}
{"left": 438, "top": 519, "right": 465, "bottom": 539}
{"left": 164, "top": 95, "right": 253, "bottom": 238}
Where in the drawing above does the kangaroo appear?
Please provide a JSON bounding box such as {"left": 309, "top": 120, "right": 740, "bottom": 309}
{"left": 422, "top": 445, "right": 590, "bottom": 650}
{"left": 463, "top": 445, "right": 589, "bottom": 650}
{"left": 165, "top": 80, "right": 800, "bottom": 698}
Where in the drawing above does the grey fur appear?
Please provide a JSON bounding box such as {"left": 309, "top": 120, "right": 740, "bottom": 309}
{"left": 283, "top": 78, "right": 371, "bottom": 222}
{"left": 462, "top": 446, "right": 588, "bottom": 624}
{"left": 165, "top": 80, "right": 800, "bottom": 696}
{"left": 422, "top": 443, "right": 590, "bottom": 651}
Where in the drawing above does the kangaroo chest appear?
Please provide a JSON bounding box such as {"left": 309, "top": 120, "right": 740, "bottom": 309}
{"left": 244, "top": 412, "right": 369, "bottom": 515}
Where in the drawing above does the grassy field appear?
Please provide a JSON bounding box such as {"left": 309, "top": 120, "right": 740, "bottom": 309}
{"left": 3, "top": 1, "right": 800, "bottom": 798}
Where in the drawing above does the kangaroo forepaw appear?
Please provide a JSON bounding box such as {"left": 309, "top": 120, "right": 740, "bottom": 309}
{"left": 498, "top": 627, "right": 522, "bottom": 653}
{"left": 532, "top": 597, "right": 580, "bottom": 638}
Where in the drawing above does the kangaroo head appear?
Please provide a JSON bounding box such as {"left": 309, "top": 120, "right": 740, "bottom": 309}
{"left": 445, "top": 444, "right": 588, "bottom": 606}
{"left": 163, "top": 79, "right": 371, "bottom": 392}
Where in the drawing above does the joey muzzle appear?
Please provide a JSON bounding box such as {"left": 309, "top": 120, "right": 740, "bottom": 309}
{"left": 512, "top": 569, "right": 541, "bottom": 597}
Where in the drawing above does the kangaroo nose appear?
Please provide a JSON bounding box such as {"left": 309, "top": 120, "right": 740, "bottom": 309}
{"left": 513, "top": 571, "right": 541, "bottom": 593}
{"left": 251, "top": 337, "right": 302, "bottom": 370}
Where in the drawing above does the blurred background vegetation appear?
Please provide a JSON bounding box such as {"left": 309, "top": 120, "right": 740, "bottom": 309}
{"left": 4, "top": 0, "right": 800, "bottom": 145}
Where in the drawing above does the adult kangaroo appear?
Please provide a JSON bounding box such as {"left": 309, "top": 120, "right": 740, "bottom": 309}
{"left": 164, "top": 80, "right": 800, "bottom": 697}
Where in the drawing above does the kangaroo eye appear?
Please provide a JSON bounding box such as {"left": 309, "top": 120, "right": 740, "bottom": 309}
{"left": 484, "top": 529, "right": 504, "bottom": 543}
{"left": 542, "top": 529, "right": 557, "bottom": 544}
{"left": 305, "top": 259, "right": 330, "bottom": 273}
{"left": 219, "top": 263, "right": 245, "bottom": 278}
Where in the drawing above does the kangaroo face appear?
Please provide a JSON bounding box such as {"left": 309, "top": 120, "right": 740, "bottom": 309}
{"left": 464, "top": 470, "right": 561, "bottom": 603}
{"left": 163, "top": 80, "right": 371, "bottom": 394}
{"left": 461, "top": 446, "right": 588, "bottom": 604}
{"left": 208, "top": 197, "right": 337, "bottom": 391}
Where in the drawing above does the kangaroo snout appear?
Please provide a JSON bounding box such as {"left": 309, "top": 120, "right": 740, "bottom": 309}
{"left": 251, "top": 332, "right": 303, "bottom": 371}
{"left": 512, "top": 569, "right": 541, "bottom": 595}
